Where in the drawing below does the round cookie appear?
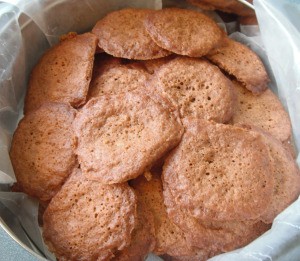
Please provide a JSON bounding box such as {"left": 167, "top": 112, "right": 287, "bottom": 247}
{"left": 151, "top": 57, "right": 235, "bottom": 123}
{"left": 43, "top": 168, "right": 137, "bottom": 261}
{"left": 187, "top": 0, "right": 254, "bottom": 17}
{"left": 231, "top": 81, "right": 291, "bottom": 142}
{"left": 239, "top": 125, "right": 300, "bottom": 224}
{"left": 10, "top": 103, "right": 77, "bottom": 201}
{"left": 131, "top": 174, "right": 210, "bottom": 258}
{"left": 163, "top": 185, "right": 270, "bottom": 252}
{"left": 88, "top": 63, "right": 149, "bottom": 99}
{"left": 74, "top": 90, "right": 184, "bottom": 184}
{"left": 144, "top": 8, "right": 223, "bottom": 57}
{"left": 163, "top": 118, "right": 274, "bottom": 222}
{"left": 92, "top": 8, "right": 170, "bottom": 60}
{"left": 206, "top": 38, "right": 269, "bottom": 94}
{"left": 24, "top": 33, "right": 98, "bottom": 113}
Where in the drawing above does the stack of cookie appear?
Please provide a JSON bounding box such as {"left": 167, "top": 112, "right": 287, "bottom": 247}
{"left": 9, "top": 7, "right": 300, "bottom": 261}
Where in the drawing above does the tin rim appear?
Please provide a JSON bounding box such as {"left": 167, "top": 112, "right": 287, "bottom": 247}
{"left": 237, "top": 0, "right": 255, "bottom": 10}
{"left": 0, "top": 215, "right": 47, "bottom": 260}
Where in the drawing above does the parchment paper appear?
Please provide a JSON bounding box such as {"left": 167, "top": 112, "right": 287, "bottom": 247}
{"left": 0, "top": 0, "right": 299, "bottom": 260}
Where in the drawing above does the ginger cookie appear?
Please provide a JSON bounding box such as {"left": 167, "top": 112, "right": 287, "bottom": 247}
{"left": 43, "top": 168, "right": 137, "bottom": 261}
{"left": 163, "top": 118, "right": 274, "bottom": 222}
{"left": 131, "top": 174, "right": 211, "bottom": 259}
{"left": 113, "top": 187, "right": 155, "bottom": 261}
{"left": 10, "top": 103, "right": 77, "bottom": 201}
{"left": 24, "top": 33, "right": 97, "bottom": 113}
{"left": 151, "top": 57, "right": 235, "bottom": 123}
{"left": 231, "top": 81, "right": 291, "bottom": 142}
{"left": 144, "top": 8, "right": 223, "bottom": 57}
{"left": 206, "top": 38, "right": 269, "bottom": 94}
{"left": 240, "top": 125, "right": 300, "bottom": 224}
{"left": 88, "top": 63, "right": 149, "bottom": 99}
{"left": 74, "top": 90, "right": 183, "bottom": 184}
{"left": 92, "top": 8, "right": 170, "bottom": 60}
{"left": 163, "top": 185, "right": 270, "bottom": 252}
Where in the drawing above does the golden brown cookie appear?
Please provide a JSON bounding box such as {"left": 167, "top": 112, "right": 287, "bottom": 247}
{"left": 10, "top": 103, "right": 77, "bottom": 201}
{"left": 163, "top": 118, "right": 274, "bottom": 222}
{"left": 151, "top": 57, "right": 235, "bottom": 123}
{"left": 113, "top": 189, "right": 155, "bottom": 261}
{"left": 88, "top": 63, "right": 149, "bottom": 99}
{"left": 187, "top": 0, "right": 254, "bottom": 16}
{"left": 231, "top": 81, "right": 291, "bottom": 142}
{"left": 24, "top": 33, "right": 98, "bottom": 113}
{"left": 206, "top": 38, "right": 269, "bottom": 94}
{"left": 92, "top": 8, "right": 170, "bottom": 60}
{"left": 144, "top": 8, "right": 223, "bottom": 57}
{"left": 239, "top": 125, "right": 300, "bottom": 224}
{"left": 43, "top": 168, "right": 137, "bottom": 261}
{"left": 131, "top": 174, "right": 210, "bottom": 258}
{"left": 163, "top": 185, "right": 270, "bottom": 252}
{"left": 74, "top": 90, "right": 184, "bottom": 184}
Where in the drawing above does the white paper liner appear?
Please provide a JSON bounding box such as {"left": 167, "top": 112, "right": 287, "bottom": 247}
{"left": 0, "top": 0, "right": 299, "bottom": 260}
